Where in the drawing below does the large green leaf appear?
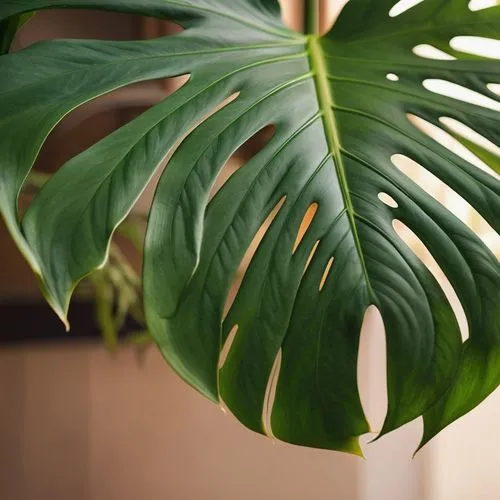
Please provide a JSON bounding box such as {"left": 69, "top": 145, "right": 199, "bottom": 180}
{"left": 0, "top": 0, "right": 498, "bottom": 453}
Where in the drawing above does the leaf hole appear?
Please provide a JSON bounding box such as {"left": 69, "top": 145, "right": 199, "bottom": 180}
{"left": 222, "top": 196, "right": 287, "bottom": 319}
{"left": 439, "top": 117, "right": 500, "bottom": 169}
{"left": 392, "top": 219, "right": 469, "bottom": 342}
{"left": 13, "top": 11, "right": 195, "bottom": 215}
{"left": 412, "top": 44, "right": 456, "bottom": 60}
{"left": 392, "top": 152, "right": 500, "bottom": 256}
{"left": 292, "top": 202, "right": 319, "bottom": 254}
{"left": 408, "top": 114, "right": 499, "bottom": 179}
{"left": 12, "top": 11, "right": 181, "bottom": 50}
{"left": 386, "top": 73, "right": 400, "bottom": 82}
{"left": 468, "top": 0, "right": 499, "bottom": 10}
{"left": 30, "top": 76, "right": 181, "bottom": 177}
{"left": 357, "top": 306, "right": 388, "bottom": 437}
{"left": 218, "top": 325, "right": 239, "bottom": 370}
{"left": 303, "top": 240, "right": 320, "bottom": 276}
{"left": 378, "top": 192, "right": 399, "bottom": 208}
{"left": 22, "top": 76, "right": 189, "bottom": 220}
{"left": 488, "top": 84, "right": 500, "bottom": 96}
{"left": 388, "top": 0, "right": 424, "bottom": 17}
{"left": 450, "top": 36, "right": 500, "bottom": 59}
{"left": 208, "top": 125, "right": 276, "bottom": 202}
{"left": 422, "top": 79, "right": 500, "bottom": 112}
{"left": 262, "top": 349, "right": 282, "bottom": 439}
{"left": 23, "top": 75, "right": 195, "bottom": 223}
{"left": 136, "top": 90, "right": 240, "bottom": 222}
{"left": 319, "top": 256, "right": 334, "bottom": 292}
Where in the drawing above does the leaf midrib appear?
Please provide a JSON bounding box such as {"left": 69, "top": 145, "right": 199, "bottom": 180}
{"left": 308, "top": 35, "right": 374, "bottom": 298}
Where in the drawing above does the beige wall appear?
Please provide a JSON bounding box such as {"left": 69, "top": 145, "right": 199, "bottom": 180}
{"left": 3, "top": 336, "right": 499, "bottom": 500}
{"left": 357, "top": 308, "right": 429, "bottom": 500}
{"left": 427, "top": 390, "right": 500, "bottom": 500}
{"left": 0, "top": 345, "right": 359, "bottom": 500}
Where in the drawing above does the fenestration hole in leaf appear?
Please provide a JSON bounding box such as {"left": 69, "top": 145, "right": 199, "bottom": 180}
{"left": 222, "top": 196, "right": 287, "bottom": 319}
{"left": 392, "top": 219, "right": 469, "bottom": 342}
{"left": 386, "top": 73, "right": 399, "bottom": 82}
{"left": 31, "top": 77, "right": 175, "bottom": 178}
{"left": 412, "top": 44, "right": 455, "bottom": 60}
{"left": 302, "top": 240, "right": 320, "bottom": 276}
{"left": 12, "top": 10, "right": 180, "bottom": 51}
{"left": 488, "top": 84, "right": 500, "bottom": 96}
{"left": 319, "top": 257, "right": 334, "bottom": 292}
{"left": 422, "top": 79, "right": 500, "bottom": 112}
{"left": 69, "top": 75, "right": 194, "bottom": 220}
{"left": 450, "top": 36, "right": 500, "bottom": 59}
{"left": 378, "top": 192, "right": 399, "bottom": 208}
{"left": 392, "top": 151, "right": 500, "bottom": 256}
{"left": 233, "top": 125, "right": 276, "bottom": 163}
{"left": 218, "top": 325, "right": 239, "bottom": 370}
{"left": 439, "top": 117, "right": 500, "bottom": 175}
{"left": 208, "top": 125, "right": 276, "bottom": 202}
{"left": 388, "top": 0, "right": 423, "bottom": 17}
{"left": 292, "top": 202, "right": 319, "bottom": 254}
{"left": 468, "top": 0, "right": 499, "bottom": 10}
{"left": 357, "top": 306, "right": 388, "bottom": 437}
{"left": 25, "top": 75, "right": 184, "bottom": 221}
{"left": 263, "top": 349, "right": 282, "bottom": 439}
{"left": 408, "top": 114, "right": 498, "bottom": 179}
{"left": 136, "top": 88, "right": 237, "bottom": 215}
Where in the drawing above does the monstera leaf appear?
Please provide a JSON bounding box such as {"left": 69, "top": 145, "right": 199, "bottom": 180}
{"left": 0, "top": 0, "right": 499, "bottom": 454}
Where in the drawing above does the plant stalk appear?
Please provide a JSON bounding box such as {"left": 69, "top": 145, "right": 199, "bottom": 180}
{"left": 303, "top": 0, "right": 319, "bottom": 35}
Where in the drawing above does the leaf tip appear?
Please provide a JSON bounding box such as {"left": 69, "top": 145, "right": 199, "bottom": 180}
{"left": 345, "top": 436, "right": 365, "bottom": 458}
{"left": 54, "top": 303, "right": 71, "bottom": 332}
{"left": 39, "top": 283, "right": 71, "bottom": 331}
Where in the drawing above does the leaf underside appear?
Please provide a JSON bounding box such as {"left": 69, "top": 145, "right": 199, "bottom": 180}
{"left": 0, "top": 0, "right": 499, "bottom": 454}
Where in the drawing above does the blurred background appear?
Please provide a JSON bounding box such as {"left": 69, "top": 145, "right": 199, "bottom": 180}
{"left": 1, "top": 1, "right": 499, "bottom": 499}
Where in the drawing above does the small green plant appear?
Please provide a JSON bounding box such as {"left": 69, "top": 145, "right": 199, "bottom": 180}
{"left": 0, "top": 0, "right": 499, "bottom": 454}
